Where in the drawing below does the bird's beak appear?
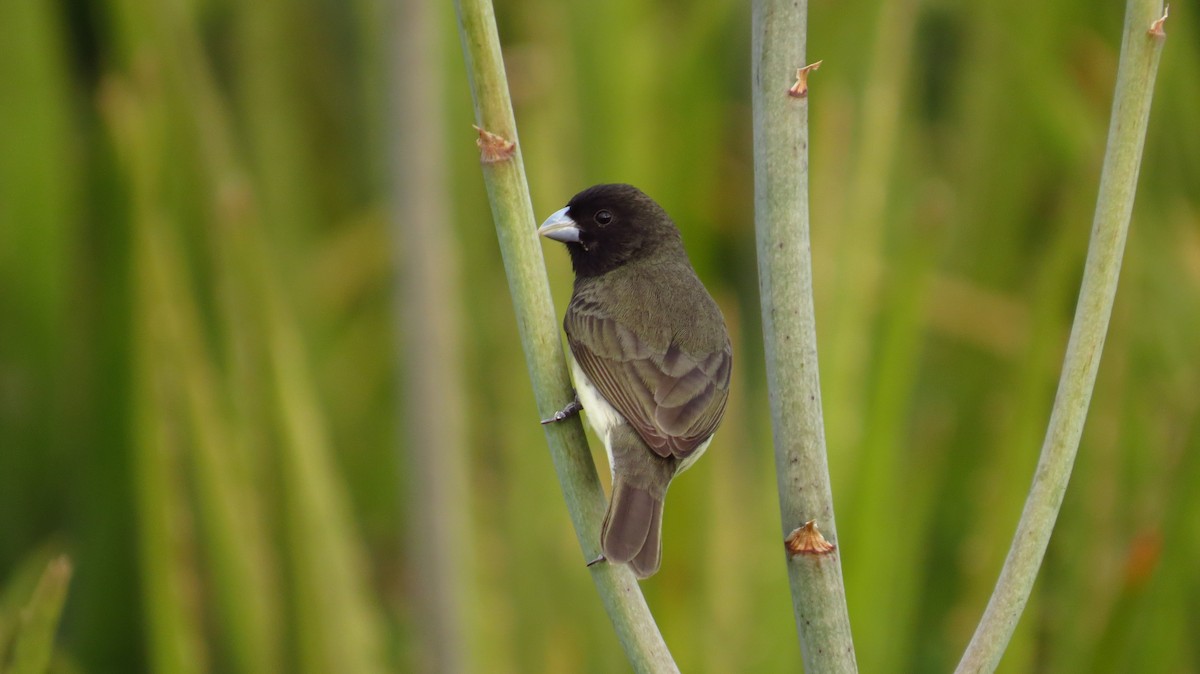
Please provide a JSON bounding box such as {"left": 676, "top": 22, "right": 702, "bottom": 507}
{"left": 537, "top": 207, "right": 582, "bottom": 243}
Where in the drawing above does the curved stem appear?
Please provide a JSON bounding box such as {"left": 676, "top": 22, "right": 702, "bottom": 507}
{"left": 453, "top": 0, "right": 678, "bottom": 671}
{"left": 956, "top": 2, "right": 1167, "bottom": 671}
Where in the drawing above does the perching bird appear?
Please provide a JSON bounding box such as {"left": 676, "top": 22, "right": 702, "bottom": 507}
{"left": 538, "top": 184, "right": 732, "bottom": 579}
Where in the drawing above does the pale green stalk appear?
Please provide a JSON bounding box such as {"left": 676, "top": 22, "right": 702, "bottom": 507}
{"left": 751, "top": 0, "right": 857, "bottom": 671}
{"left": 956, "top": 1, "right": 1168, "bottom": 671}
{"left": 454, "top": 0, "right": 677, "bottom": 671}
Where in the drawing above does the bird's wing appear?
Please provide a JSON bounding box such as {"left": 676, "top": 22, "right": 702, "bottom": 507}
{"left": 566, "top": 300, "right": 731, "bottom": 459}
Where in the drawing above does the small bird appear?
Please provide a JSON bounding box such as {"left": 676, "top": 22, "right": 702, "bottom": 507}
{"left": 538, "top": 184, "right": 732, "bottom": 578}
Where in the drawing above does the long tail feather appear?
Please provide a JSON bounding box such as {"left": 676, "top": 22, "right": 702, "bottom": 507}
{"left": 601, "top": 480, "right": 664, "bottom": 578}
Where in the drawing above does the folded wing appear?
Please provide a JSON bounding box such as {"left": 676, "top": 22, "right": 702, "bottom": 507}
{"left": 566, "top": 302, "right": 731, "bottom": 459}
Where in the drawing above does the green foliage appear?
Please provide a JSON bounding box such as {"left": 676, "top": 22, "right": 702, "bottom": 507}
{"left": 1, "top": 554, "right": 72, "bottom": 674}
{"left": 0, "top": 0, "right": 1197, "bottom": 671}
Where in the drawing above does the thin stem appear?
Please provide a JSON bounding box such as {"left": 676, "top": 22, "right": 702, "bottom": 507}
{"left": 956, "top": 1, "right": 1167, "bottom": 672}
{"left": 453, "top": 0, "right": 678, "bottom": 671}
{"left": 752, "top": 0, "right": 857, "bottom": 671}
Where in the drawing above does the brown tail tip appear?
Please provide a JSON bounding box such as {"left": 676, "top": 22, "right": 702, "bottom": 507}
{"left": 601, "top": 481, "right": 665, "bottom": 579}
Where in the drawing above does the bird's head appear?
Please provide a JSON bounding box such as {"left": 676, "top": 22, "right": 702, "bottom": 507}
{"left": 538, "top": 183, "right": 683, "bottom": 277}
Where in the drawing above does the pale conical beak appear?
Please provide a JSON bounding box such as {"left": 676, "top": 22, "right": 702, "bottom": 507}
{"left": 537, "top": 207, "right": 582, "bottom": 243}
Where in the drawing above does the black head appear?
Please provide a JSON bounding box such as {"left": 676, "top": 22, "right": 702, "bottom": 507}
{"left": 538, "top": 184, "right": 684, "bottom": 277}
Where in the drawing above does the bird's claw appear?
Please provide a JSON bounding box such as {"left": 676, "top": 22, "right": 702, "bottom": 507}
{"left": 540, "top": 396, "right": 582, "bottom": 425}
{"left": 586, "top": 554, "right": 607, "bottom": 568}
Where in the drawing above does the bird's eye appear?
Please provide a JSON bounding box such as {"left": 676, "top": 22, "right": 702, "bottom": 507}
{"left": 594, "top": 210, "right": 613, "bottom": 226}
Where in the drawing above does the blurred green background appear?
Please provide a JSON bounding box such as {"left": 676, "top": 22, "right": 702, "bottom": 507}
{"left": 1, "top": 0, "right": 1198, "bottom": 671}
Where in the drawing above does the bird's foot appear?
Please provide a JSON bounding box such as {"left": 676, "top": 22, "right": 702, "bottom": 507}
{"left": 540, "top": 395, "right": 582, "bottom": 425}
{"left": 585, "top": 553, "right": 607, "bottom": 568}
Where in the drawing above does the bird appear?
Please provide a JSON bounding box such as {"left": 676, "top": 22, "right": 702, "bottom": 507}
{"left": 538, "top": 183, "right": 732, "bottom": 579}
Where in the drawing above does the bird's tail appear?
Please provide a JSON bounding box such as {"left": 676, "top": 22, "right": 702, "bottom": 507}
{"left": 601, "top": 479, "right": 665, "bottom": 579}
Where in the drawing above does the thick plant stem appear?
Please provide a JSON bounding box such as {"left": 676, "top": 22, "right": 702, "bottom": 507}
{"left": 454, "top": 0, "right": 678, "bottom": 672}
{"left": 752, "top": 0, "right": 857, "bottom": 671}
{"left": 956, "top": 2, "right": 1167, "bottom": 672}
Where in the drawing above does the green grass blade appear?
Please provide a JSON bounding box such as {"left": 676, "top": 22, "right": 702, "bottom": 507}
{"left": 4, "top": 556, "right": 72, "bottom": 674}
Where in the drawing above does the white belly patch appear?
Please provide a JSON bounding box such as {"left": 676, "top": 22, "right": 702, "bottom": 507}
{"left": 570, "top": 358, "right": 623, "bottom": 476}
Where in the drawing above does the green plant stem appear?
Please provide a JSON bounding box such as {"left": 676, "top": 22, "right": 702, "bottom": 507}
{"left": 955, "top": 2, "right": 1167, "bottom": 672}
{"left": 751, "top": 0, "right": 857, "bottom": 671}
{"left": 453, "top": 0, "right": 678, "bottom": 672}
{"left": 144, "top": 213, "right": 282, "bottom": 674}
{"left": 112, "top": 80, "right": 209, "bottom": 674}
